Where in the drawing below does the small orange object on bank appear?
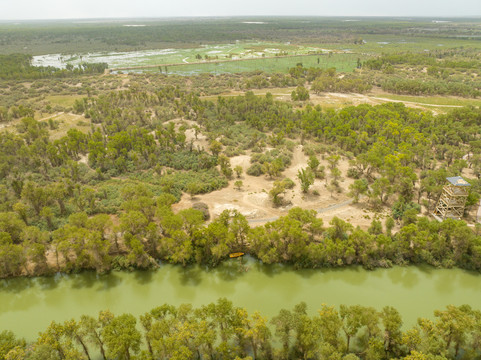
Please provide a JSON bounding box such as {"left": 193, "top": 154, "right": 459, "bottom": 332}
{"left": 229, "top": 252, "right": 245, "bottom": 258}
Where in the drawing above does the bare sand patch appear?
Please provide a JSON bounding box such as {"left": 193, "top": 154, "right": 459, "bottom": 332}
{"left": 173, "top": 144, "right": 381, "bottom": 230}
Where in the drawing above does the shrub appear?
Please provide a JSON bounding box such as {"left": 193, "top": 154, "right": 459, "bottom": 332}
{"left": 392, "top": 201, "right": 421, "bottom": 220}
{"left": 281, "top": 177, "right": 295, "bottom": 189}
{"left": 160, "top": 169, "right": 228, "bottom": 199}
{"left": 234, "top": 180, "right": 243, "bottom": 190}
{"left": 246, "top": 163, "right": 264, "bottom": 176}
{"left": 347, "top": 167, "right": 362, "bottom": 179}
{"left": 192, "top": 202, "right": 210, "bottom": 220}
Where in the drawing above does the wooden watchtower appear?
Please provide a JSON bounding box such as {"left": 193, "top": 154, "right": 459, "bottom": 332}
{"left": 433, "top": 176, "right": 471, "bottom": 221}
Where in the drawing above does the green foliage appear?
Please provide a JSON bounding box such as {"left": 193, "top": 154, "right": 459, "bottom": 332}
{"left": 250, "top": 148, "right": 292, "bottom": 177}
{"left": 218, "top": 154, "right": 233, "bottom": 179}
{"left": 0, "top": 330, "right": 26, "bottom": 359}
{"left": 157, "top": 150, "right": 216, "bottom": 171}
{"left": 349, "top": 179, "right": 368, "bottom": 203}
{"left": 392, "top": 201, "right": 421, "bottom": 220}
{"left": 297, "top": 168, "right": 315, "bottom": 193}
{"left": 291, "top": 85, "right": 310, "bottom": 101}
{"left": 1, "top": 35, "right": 481, "bottom": 286}
{"left": 234, "top": 165, "right": 243, "bottom": 178}
{"left": 7, "top": 300, "right": 481, "bottom": 360}
{"left": 5, "top": 195, "right": 481, "bottom": 278}
{"left": 282, "top": 177, "right": 295, "bottom": 190}
{"left": 381, "top": 77, "right": 480, "bottom": 98}
{"left": 234, "top": 180, "right": 243, "bottom": 190}
{"left": 160, "top": 169, "right": 228, "bottom": 199}
{"left": 365, "top": 52, "right": 481, "bottom": 98}
{"left": 209, "top": 140, "right": 222, "bottom": 156}
{"left": 246, "top": 163, "right": 264, "bottom": 176}
{"left": 269, "top": 180, "right": 287, "bottom": 207}
{"left": 102, "top": 313, "right": 141, "bottom": 360}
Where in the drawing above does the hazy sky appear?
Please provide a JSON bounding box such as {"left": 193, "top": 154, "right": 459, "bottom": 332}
{"left": 1, "top": 0, "right": 480, "bottom": 20}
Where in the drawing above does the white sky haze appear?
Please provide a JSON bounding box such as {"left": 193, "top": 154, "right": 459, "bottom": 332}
{"left": 0, "top": 0, "right": 480, "bottom": 20}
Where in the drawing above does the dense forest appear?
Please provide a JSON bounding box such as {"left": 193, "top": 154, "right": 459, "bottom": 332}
{"left": 2, "top": 65, "right": 481, "bottom": 277}
{"left": 1, "top": 299, "right": 481, "bottom": 359}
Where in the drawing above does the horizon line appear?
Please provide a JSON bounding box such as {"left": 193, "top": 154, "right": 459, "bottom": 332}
{"left": 1, "top": 15, "right": 481, "bottom": 22}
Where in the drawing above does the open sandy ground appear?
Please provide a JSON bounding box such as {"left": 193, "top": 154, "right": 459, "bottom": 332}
{"left": 173, "top": 144, "right": 385, "bottom": 229}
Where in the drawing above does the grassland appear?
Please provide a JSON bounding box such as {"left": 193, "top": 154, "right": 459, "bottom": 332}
{"left": 139, "top": 52, "right": 364, "bottom": 75}
{"left": 45, "top": 94, "right": 85, "bottom": 108}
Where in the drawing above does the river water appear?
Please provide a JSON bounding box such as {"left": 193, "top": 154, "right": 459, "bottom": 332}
{"left": 1, "top": 258, "right": 480, "bottom": 341}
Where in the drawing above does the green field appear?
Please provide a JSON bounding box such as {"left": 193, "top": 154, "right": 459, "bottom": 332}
{"left": 32, "top": 41, "right": 364, "bottom": 75}
{"left": 138, "top": 53, "right": 364, "bottom": 75}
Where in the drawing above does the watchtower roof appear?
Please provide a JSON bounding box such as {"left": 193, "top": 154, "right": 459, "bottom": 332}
{"left": 446, "top": 176, "right": 471, "bottom": 187}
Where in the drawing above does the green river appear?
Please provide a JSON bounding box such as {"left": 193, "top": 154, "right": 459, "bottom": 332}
{"left": 1, "top": 258, "right": 480, "bottom": 341}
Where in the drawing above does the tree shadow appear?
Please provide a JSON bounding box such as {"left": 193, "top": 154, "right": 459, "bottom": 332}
{"left": 302, "top": 265, "right": 370, "bottom": 286}
{"left": 133, "top": 268, "right": 154, "bottom": 285}
{"left": 37, "top": 274, "right": 62, "bottom": 291}
{"left": 178, "top": 265, "right": 203, "bottom": 286}
{"left": 0, "top": 277, "right": 43, "bottom": 314}
{"left": 0, "top": 276, "right": 33, "bottom": 293}
{"left": 64, "top": 271, "right": 122, "bottom": 291}
{"left": 70, "top": 271, "right": 98, "bottom": 289}
{"left": 214, "top": 259, "right": 250, "bottom": 281}
{"left": 95, "top": 272, "right": 122, "bottom": 291}
{"left": 386, "top": 266, "right": 420, "bottom": 289}
{"left": 256, "top": 261, "right": 290, "bottom": 277}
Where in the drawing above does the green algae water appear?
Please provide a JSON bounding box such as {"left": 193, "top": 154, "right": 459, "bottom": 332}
{"left": 1, "top": 258, "right": 481, "bottom": 340}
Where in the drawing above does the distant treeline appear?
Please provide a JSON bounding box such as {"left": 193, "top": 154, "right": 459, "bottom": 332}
{"left": 1, "top": 17, "right": 480, "bottom": 54}
{"left": 0, "top": 54, "right": 107, "bottom": 80}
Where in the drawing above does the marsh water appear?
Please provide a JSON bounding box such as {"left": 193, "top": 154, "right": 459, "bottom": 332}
{"left": 1, "top": 258, "right": 480, "bottom": 340}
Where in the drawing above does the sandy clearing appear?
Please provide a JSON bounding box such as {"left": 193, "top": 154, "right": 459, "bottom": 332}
{"left": 185, "top": 127, "right": 210, "bottom": 151}
{"left": 172, "top": 143, "right": 381, "bottom": 230}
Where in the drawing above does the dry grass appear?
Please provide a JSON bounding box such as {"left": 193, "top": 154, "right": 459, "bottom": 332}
{"left": 47, "top": 113, "right": 91, "bottom": 140}
{"left": 46, "top": 94, "right": 85, "bottom": 108}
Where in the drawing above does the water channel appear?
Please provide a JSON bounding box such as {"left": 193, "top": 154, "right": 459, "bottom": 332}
{"left": 1, "top": 258, "right": 480, "bottom": 341}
